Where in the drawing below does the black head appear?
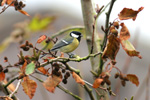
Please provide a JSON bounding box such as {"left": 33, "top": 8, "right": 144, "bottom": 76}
{"left": 70, "top": 31, "right": 82, "bottom": 42}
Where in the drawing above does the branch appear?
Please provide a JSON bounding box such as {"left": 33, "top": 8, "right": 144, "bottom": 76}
{"left": 0, "top": 1, "right": 15, "bottom": 14}
{"left": 9, "top": 79, "right": 22, "bottom": 98}
{"left": 57, "top": 85, "right": 82, "bottom": 100}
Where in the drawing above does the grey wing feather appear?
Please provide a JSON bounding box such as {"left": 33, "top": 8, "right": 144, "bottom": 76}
{"left": 51, "top": 37, "right": 73, "bottom": 51}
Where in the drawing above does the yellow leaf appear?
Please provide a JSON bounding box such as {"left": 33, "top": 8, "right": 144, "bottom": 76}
{"left": 72, "top": 72, "right": 85, "bottom": 85}
{"left": 22, "top": 76, "right": 37, "bottom": 99}
{"left": 127, "top": 74, "right": 139, "bottom": 86}
{"left": 43, "top": 75, "right": 62, "bottom": 93}
{"left": 93, "top": 78, "right": 103, "bottom": 88}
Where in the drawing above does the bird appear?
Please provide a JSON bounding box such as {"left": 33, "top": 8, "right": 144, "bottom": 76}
{"left": 41, "top": 31, "right": 82, "bottom": 58}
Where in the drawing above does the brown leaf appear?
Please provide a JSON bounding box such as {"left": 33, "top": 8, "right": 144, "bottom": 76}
{"left": 127, "top": 74, "right": 139, "bottom": 86}
{"left": 22, "top": 76, "right": 37, "bottom": 99}
{"left": 43, "top": 75, "right": 62, "bottom": 93}
{"left": 18, "top": 10, "right": 30, "bottom": 16}
{"left": 37, "top": 67, "right": 49, "bottom": 75}
{"left": 0, "top": 72, "right": 5, "bottom": 82}
{"left": 20, "top": 60, "right": 27, "bottom": 74}
{"left": 6, "top": 0, "right": 14, "bottom": 6}
{"left": 102, "top": 34, "right": 120, "bottom": 64}
{"left": 93, "top": 78, "right": 103, "bottom": 88}
{"left": 0, "top": 0, "right": 7, "bottom": 6}
{"left": 121, "top": 40, "right": 142, "bottom": 59}
{"left": 0, "top": 96, "right": 13, "bottom": 100}
{"left": 120, "top": 23, "right": 130, "bottom": 40}
{"left": 72, "top": 72, "right": 85, "bottom": 85}
{"left": 118, "top": 7, "right": 144, "bottom": 21}
{"left": 37, "top": 35, "right": 47, "bottom": 43}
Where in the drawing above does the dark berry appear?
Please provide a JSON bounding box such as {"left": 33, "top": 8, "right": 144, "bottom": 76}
{"left": 14, "top": 1, "right": 18, "bottom": 6}
{"left": 64, "top": 74, "right": 69, "bottom": 79}
{"left": 0, "top": 65, "right": 3, "bottom": 72}
{"left": 105, "top": 79, "right": 111, "bottom": 85}
{"left": 25, "top": 40, "right": 29, "bottom": 46}
{"left": 62, "top": 79, "right": 67, "bottom": 84}
{"left": 19, "top": 1, "right": 23, "bottom": 6}
{"left": 66, "top": 72, "right": 70, "bottom": 77}
{"left": 4, "top": 69, "right": 8, "bottom": 73}
{"left": 62, "top": 69, "right": 66, "bottom": 73}
{"left": 114, "top": 73, "right": 119, "bottom": 79}
{"left": 28, "top": 43, "right": 33, "bottom": 48}
{"left": 121, "top": 80, "right": 126, "bottom": 87}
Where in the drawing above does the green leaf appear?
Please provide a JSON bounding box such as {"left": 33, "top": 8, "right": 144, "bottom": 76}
{"left": 28, "top": 15, "right": 56, "bottom": 32}
{"left": 25, "top": 62, "right": 36, "bottom": 75}
{"left": 130, "top": 96, "right": 134, "bottom": 100}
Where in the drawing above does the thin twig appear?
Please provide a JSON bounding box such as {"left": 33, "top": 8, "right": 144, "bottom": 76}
{"left": 57, "top": 85, "right": 82, "bottom": 100}
{"left": 4, "top": 77, "right": 18, "bottom": 88}
{"left": 9, "top": 79, "right": 22, "bottom": 98}
{"left": 0, "top": 1, "right": 15, "bottom": 14}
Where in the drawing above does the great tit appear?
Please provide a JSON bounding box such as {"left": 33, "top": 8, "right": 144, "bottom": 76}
{"left": 41, "top": 31, "right": 82, "bottom": 58}
{"left": 51, "top": 31, "right": 82, "bottom": 53}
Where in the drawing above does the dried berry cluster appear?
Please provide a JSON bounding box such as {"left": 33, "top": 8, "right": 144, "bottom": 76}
{"left": 51, "top": 63, "right": 71, "bottom": 84}
{"left": 114, "top": 73, "right": 129, "bottom": 87}
{"left": 20, "top": 41, "right": 33, "bottom": 51}
{"left": 100, "top": 74, "right": 111, "bottom": 86}
{"left": 14, "top": 0, "right": 26, "bottom": 10}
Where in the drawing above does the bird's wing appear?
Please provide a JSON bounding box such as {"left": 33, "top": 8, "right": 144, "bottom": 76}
{"left": 51, "top": 37, "right": 74, "bottom": 51}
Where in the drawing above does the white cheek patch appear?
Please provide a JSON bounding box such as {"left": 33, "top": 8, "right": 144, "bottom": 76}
{"left": 71, "top": 33, "right": 79, "bottom": 38}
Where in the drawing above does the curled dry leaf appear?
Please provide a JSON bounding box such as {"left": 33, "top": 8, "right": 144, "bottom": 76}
{"left": 22, "top": 76, "right": 37, "bottom": 99}
{"left": 37, "top": 35, "right": 47, "bottom": 43}
{"left": 102, "top": 34, "right": 120, "bottom": 64}
{"left": 18, "top": 10, "right": 30, "bottom": 16}
{"left": 43, "top": 75, "right": 62, "bottom": 93}
{"left": 120, "top": 23, "right": 130, "bottom": 40}
{"left": 121, "top": 40, "right": 142, "bottom": 59}
{"left": 71, "top": 72, "right": 85, "bottom": 85}
{"left": 93, "top": 78, "right": 103, "bottom": 88}
{"left": 37, "top": 67, "right": 50, "bottom": 75}
{"left": 0, "top": 72, "right": 5, "bottom": 82}
{"left": 118, "top": 7, "right": 144, "bottom": 21}
{"left": 127, "top": 74, "right": 139, "bottom": 86}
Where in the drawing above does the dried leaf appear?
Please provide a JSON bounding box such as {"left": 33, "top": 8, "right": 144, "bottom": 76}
{"left": 72, "top": 72, "right": 85, "bottom": 85}
{"left": 93, "top": 78, "right": 103, "bottom": 88}
{"left": 121, "top": 40, "right": 142, "bottom": 59}
{"left": 0, "top": 0, "right": 7, "bottom": 6}
{"left": 118, "top": 7, "right": 144, "bottom": 21}
{"left": 37, "top": 35, "right": 47, "bottom": 43}
{"left": 18, "top": 10, "right": 30, "bottom": 16}
{"left": 25, "top": 62, "right": 36, "bottom": 75}
{"left": 20, "top": 60, "right": 27, "bottom": 74}
{"left": 120, "top": 23, "right": 130, "bottom": 40}
{"left": 102, "top": 34, "right": 120, "bottom": 64}
{"left": 43, "top": 75, "right": 62, "bottom": 93}
{"left": 0, "top": 72, "right": 5, "bottom": 81}
{"left": 37, "top": 67, "right": 49, "bottom": 75}
{"left": 6, "top": 0, "right": 14, "bottom": 6}
{"left": 127, "top": 74, "right": 139, "bottom": 86}
{"left": 22, "top": 76, "right": 37, "bottom": 99}
{"left": 0, "top": 96, "right": 13, "bottom": 100}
